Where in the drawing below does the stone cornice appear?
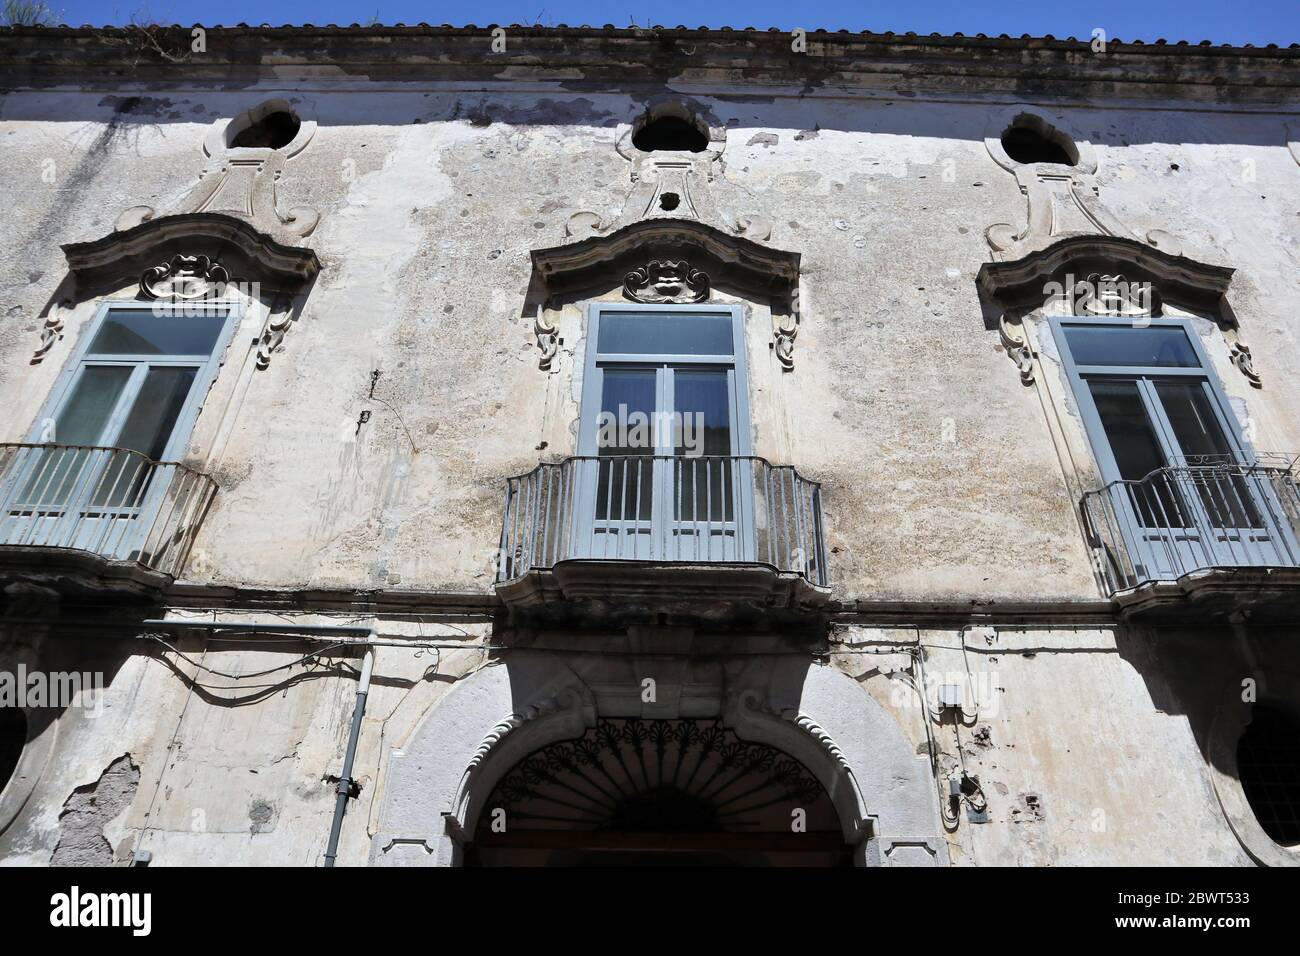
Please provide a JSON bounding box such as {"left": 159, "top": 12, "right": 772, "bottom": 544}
{"left": 2, "top": 25, "right": 1298, "bottom": 101}
{"left": 62, "top": 212, "right": 320, "bottom": 291}
{"left": 532, "top": 218, "right": 799, "bottom": 297}
{"left": 976, "top": 234, "right": 1234, "bottom": 312}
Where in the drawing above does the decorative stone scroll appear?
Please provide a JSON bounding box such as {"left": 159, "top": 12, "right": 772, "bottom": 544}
{"left": 139, "top": 254, "right": 232, "bottom": 301}
{"left": 984, "top": 107, "right": 1193, "bottom": 263}
{"left": 533, "top": 303, "right": 559, "bottom": 371}
{"left": 623, "top": 259, "right": 710, "bottom": 304}
{"left": 1225, "top": 328, "right": 1263, "bottom": 388}
{"left": 1036, "top": 271, "right": 1160, "bottom": 319}
{"left": 118, "top": 100, "right": 321, "bottom": 244}
{"left": 998, "top": 314, "right": 1036, "bottom": 386}
{"left": 774, "top": 312, "right": 798, "bottom": 370}
{"left": 31, "top": 299, "right": 72, "bottom": 364}
{"left": 256, "top": 305, "right": 295, "bottom": 370}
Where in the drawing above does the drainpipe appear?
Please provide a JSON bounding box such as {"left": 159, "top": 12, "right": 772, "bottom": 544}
{"left": 324, "top": 642, "right": 374, "bottom": 868}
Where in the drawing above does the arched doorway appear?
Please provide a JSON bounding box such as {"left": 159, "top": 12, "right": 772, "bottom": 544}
{"left": 465, "top": 717, "right": 852, "bottom": 866}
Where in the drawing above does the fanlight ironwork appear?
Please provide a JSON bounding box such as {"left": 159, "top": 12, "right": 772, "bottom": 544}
{"left": 477, "top": 718, "right": 839, "bottom": 836}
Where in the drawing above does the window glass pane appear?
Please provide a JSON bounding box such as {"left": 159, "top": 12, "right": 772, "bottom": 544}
{"left": 674, "top": 370, "right": 733, "bottom": 522}
{"left": 88, "top": 310, "right": 226, "bottom": 356}
{"left": 91, "top": 367, "right": 198, "bottom": 508}
{"left": 1088, "top": 379, "right": 1185, "bottom": 527}
{"left": 112, "top": 367, "right": 198, "bottom": 461}
{"left": 1154, "top": 380, "right": 1260, "bottom": 527}
{"left": 52, "top": 365, "right": 132, "bottom": 445}
{"left": 17, "top": 367, "right": 132, "bottom": 506}
{"left": 597, "top": 311, "right": 733, "bottom": 356}
{"left": 595, "top": 369, "right": 655, "bottom": 521}
{"left": 674, "top": 370, "right": 732, "bottom": 456}
{"left": 1154, "top": 381, "right": 1235, "bottom": 462}
{"left": 1064, "top": 325, "right": 1199, "bottom": 368}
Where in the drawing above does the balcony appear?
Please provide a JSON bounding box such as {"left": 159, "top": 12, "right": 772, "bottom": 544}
{"left": 0, "top": 443, "right": 217, "bottom": 599}
{"left": 495, "top": 455, "right": 830, "bottom": 617}
{"left": 1081, "top": 455, "right": 1300, "bottom": 620}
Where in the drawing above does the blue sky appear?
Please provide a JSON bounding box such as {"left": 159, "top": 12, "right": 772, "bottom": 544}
{"left": 42, "top": 1, "right": 1300, "bottom": 46}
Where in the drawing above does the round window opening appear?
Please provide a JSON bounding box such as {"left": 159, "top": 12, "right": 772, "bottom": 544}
{"left": 0, "top": 707, "right": 26, "bottom": 796}
{"left": 1237, "top": 704, "right": 1300, "bottom": 847}
{"left": 1000, "top": 123, "right": 1077, "bottom": 166}
{"left": 231, "top": 109, "right": 302, "bottom": 150}
{"left": 633, "top": 115, "right": 709, "bottom": 153}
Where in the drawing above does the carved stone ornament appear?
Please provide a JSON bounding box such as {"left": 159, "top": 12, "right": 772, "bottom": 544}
{"left": 1073, "top": 272, "right": 1154, "bottom": 317}
{"left": 461, "top": 692, "right": 579, "bottom": 778}
{"left": 983, "top": 107, "right": 1182, "bottom": 259}
{"left": 534, "top": 303, "right": 559, "bottom": 371}
{"left": 1225, "top": 327, "right": 1263, "bottom": 388}
{"left": 998, "top": 314, "right": 1036, "bottom": 386}
{"left": 741, "top": 692, "right": 854, "bottom": 775}
{"left": 60, "top": 214, "right": 320, "bottom": 371}
{"left": 115, "top": 100, "right": 320, "bottom": 244}
{"left": 256, "top": 306, "right": 293, "bottom": 371}
{"left": 978, "top": 235, "right": 1261, "bottom": 389}
{"left": 623, "top": 259, "right": 710, "bottom": 304}
{"left": 32, "top": 298, "right": 72, "bottom": 364}
{"left": 774, "top": 312, "right": 798, "bottom": 370}
{"left": 564, "top": 106, "right": 770, "bottom": 243}
{"left": 139, "top": 254, "right": 232, "bottom": 301}
{"left": 1040, "top": 271, "right": 1158, "bottom": 318}
{"left": 564, "top": 210, "right": 607, "bottom": 238}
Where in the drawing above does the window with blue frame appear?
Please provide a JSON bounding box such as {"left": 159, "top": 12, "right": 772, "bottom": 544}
{"left": 576, "top": 304, "right": 753, "bottom": 561}
{"left": 0, "top": 301, "right": 238, "bottom": 555}
{"left": 34, "top": 307, "right": 232, "bottom": 501}
{"left": 1052, "top": 314, "right": 1300, "bottom": 578}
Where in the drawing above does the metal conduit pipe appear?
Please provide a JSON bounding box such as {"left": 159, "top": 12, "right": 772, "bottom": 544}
{"left": 140, "top": 619, "right": 376, "bottom": 867}
{"left": 324, "top": 645, "right": 373, "bottom": 867}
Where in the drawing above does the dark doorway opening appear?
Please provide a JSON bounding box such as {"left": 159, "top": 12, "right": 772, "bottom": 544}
{"left": 465, "top": 718, "right": 852, "bottom": 866}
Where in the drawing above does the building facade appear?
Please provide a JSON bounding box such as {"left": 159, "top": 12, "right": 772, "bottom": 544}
{"left": 1, "top": 24, "right": 1299, "bottom": 866}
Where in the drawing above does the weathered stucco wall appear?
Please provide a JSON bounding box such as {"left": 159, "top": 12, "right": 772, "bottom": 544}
{"left": 3, "top": 84, "right": 1298, "bottom": 604}
{"left": 1, "top": 616, "right": 1285, "bottom": 866}
{"left": 1, "top": 29, "right": 1298, "bottom": 868}
{"left": 0, "top": 616, "right": 494, "bottom": 867}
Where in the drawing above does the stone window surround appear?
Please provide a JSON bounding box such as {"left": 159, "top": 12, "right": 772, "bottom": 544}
{"left": 977, "top": 235, "right": 1269, "bottom": 600}
{"left": 13, "top": 214, "right": 321, "bottom": 507}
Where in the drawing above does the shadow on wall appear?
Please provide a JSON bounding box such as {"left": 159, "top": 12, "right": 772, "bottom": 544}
{"left": 0, "top": 85, "right": 1292, "bottom": 151}
{"left": 0, "top": 618, "right": 139, "bottom": 861}
{"left": 1113, "top": 623, "right": 1300, "bottom": 865}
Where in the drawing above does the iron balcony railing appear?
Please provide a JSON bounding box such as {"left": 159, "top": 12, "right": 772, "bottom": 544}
{"left": 0, "top": 442, "right": 217, "bottom": 579}
{"left": 1081, "top": 455, "right": 1300, "bottom": 595}
{"left": 497, "top": 454, "right": 828, "bottom": 587}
